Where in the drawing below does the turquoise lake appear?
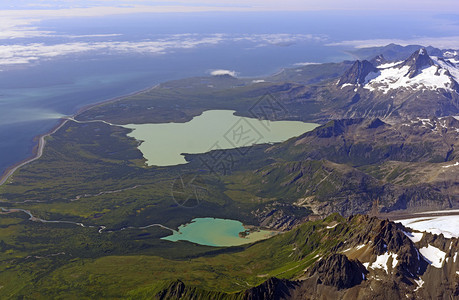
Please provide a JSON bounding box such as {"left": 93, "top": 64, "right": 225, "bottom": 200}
{"left": 161, "top": 217, "right": 277, "bottom": 247}
{"left": 124, "top": 110, "right": 319, "bottom": 166}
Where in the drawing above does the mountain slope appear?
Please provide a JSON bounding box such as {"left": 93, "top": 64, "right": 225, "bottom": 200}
{"left": 223, "top": 116, "right": 459, "bottom": 218}
{"left": 338, "top": 60, "right": 379, "bottom": 85}
{"left": 152, "top": 215, "right": 458, "bottom": 300}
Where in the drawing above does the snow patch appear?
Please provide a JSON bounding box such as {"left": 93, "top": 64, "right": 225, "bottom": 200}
{"left": 343, "top": 243, "right": 366, "bottom": 253}
{"left": 369, "top": 252, "right": 398, "bottom": 273}
{"left": 326, "top": 224, "right": 338, "bottom": 229}
{"left": 355, "top": 244, "right": 366, "bottom": 250}
{"left": 402, "top": 230, "right": 423, "bottom": 243}
{"left": 442, "top": 162, "right": 459, "bottom": 168}
{"left": 432, "top": 56, "right": 459, "bottom": 82}
{"left": 418, "top": 118, "right": 433, "bottom": 127}
{"left": 414, "top": 278, "right": 424, "bottom": 291}
{"left": 377, "top": 61, "right": 403, "bottom": 69}
{"left": 419, "top": 245, "right": 446, "bottom": 268}
{"left": 340, "top": 83, "right": 353, "bottom": 89}
{"left": 364, "top": 63, "right": 456, "bottom": 93}
{"left": 444, "top": 50, "right": 458, "bottom": 58}
{"left": 252, "top": 79, "right": 265, "bottom": 83}
{"left": 413, "top": 209, "right": 459, "bottom": 215}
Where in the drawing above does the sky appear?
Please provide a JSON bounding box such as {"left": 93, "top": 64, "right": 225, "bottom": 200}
{"left": 0, "top": 0, "right": 458, "bottom": 14}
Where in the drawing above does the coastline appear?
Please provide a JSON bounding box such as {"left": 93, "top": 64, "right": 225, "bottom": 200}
{"left": 0, "top": 84, "right": 159, "bottom": 187}
{"left": 73, "top": 84, "right": 159, "bottom": 119}
{"left": 0, "top": 118, "right": 69, "bottom": 186}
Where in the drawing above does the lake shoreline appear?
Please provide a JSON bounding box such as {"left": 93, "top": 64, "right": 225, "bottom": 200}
{"left": 125, "top": 110, "right": 320, "bottom": 166}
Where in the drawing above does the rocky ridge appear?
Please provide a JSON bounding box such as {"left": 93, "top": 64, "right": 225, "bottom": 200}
{"left": 155, "top": 215, "right": 459, "bottom": 299}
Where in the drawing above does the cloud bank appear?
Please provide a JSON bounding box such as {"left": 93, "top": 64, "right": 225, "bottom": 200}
{"left": 0, "top": 32, "right": 327, "bottom": 69}
{"left": 327, "top": 36, "right": 459, "bottom": 49}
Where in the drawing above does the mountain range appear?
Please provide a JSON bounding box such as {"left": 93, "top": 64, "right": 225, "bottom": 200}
{"left": 0, "top": 44, "right": 457, "bottom": 299}
{"left": 287, "top": 48, "right": 459, "bottom": 122}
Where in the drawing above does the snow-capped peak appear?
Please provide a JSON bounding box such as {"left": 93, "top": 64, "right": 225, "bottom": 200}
{"left": 401, "top": 48, "right": 435, "bottom": 78}
{"left": 363, "top": 49, "right": 459, "bottom": 94}
{"left": 338, "top": 60, "right": 379, "bottom": 85}
{"left": 443, "top": 50, "right": 458, "bottom": 58}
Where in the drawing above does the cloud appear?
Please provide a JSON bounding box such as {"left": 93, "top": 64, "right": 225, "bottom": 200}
{"left": 234, "top": 33, "right": 328, "bottom": 47}
{"left": 0, "top": 34, "right": 227, "bottom": 69}
{"left": 0, "top": 17, "right": 327, "bottom": 46}
{"left": 210, "top": 69, "right": 237, "bottom": 77}
{"left": 293, "top": 62, "right": 321, "bottom": 66}
{"left": 64, "top": 34, "right": 123, "bottom": 39}
{"left": 327, "top": 36, "right": 459, "bottom": 49}
{"left": 0, "top": 33, "right": 327, "bottom": 69}
{"left": 0, "top": 16, "right": 124, "bottom": 40}
{"left": 0, "top": 18, "right": 54, "bottom": 39}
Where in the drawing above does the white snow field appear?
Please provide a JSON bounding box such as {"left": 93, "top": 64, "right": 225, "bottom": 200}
{"left": 397, "top": 211, "right": 459, "bottom": 239}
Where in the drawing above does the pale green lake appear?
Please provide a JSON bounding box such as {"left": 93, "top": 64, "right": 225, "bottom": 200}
{"left": 123, "top": 110, "right": 319, "bottom": 166}
{"left": 161, "top": 217, "right": 277, "bottom": 247}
